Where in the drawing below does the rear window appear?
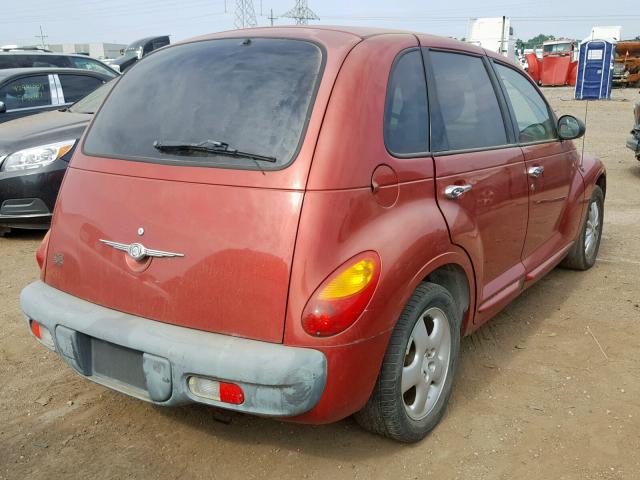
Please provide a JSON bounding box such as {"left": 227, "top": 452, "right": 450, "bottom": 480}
{"left": 84, "top": 38, "right": 324, "bottom": 170}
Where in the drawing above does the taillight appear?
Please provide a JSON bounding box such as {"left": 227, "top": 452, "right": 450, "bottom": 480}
{"left": 36, "top": 230, "right": 50, "bottom": 272}
{"left": 187, "top": 376, "right": 245, "bottom": 405}
{"left": 302, "top": 252, "right": 381, "bottom": 337}
{"left": 29, "top": 319, "right": 55, "bottom": 350}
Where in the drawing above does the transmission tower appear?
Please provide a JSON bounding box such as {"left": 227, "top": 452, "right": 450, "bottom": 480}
{"left": 282, "top": 0, "right": 319, "bottom": 25}
{"left": 234, "top": 0, "right": 257, "bottom": 29}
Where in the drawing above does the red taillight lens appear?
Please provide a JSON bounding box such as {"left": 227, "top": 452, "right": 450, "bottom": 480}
{"left": 219, "top": 382, "right": 245, "bottom": 405}
{"left": 302, "top": 252, "right": 381, "bottom": 337}
{"left": 30, "top": 319, "right": 42, "bottom": 339}
{"left": 187, "top": 376, "right": 245, "bottom": 405}
{"left": 36, "top": 230, "right": 50, "bottom": 271}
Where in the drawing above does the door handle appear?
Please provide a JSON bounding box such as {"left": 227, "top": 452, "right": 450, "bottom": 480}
{"left": 444, "top": 184, "right": 472, "bottom": 199}
{"left": 528, "top": 166, "right": 544, "bottom": 178}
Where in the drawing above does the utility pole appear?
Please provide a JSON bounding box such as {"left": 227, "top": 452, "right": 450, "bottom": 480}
{"left": 234, "top": 0, "right": 257, "bottom": 29}
{"left": 282, "top": 0, "right": 319, "bottom": 25}
{"left": 35, "top": 25, "right": 48, "bottom": 49}
{"left": 268, "top": 8, "right": 277, "bottom": 26}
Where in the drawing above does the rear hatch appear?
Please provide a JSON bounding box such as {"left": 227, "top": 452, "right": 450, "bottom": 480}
{"left": 44, "top": 35, "right": 343, "bottom": 343}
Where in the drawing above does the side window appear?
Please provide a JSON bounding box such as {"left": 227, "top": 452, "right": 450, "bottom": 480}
{"left": 151, "top": 39, "right": 169, "bottom": 50}
{"left": 28, "top": 55, "right": 70, "bottom": 68}
{"left": 0, "top": 75, "right": 52, "bottom": 110}
{"left": 58, "top": 75, "right": 103, "bottom": 103}
{"left": 494, "top": 63, "right": 557, "bottom": 143}
{"left": 429, "top": 51, "right": 507, "bottom": 152}
{"left": 0, "top": 56, "right": 19, "bottom": 68}
{"left": 69, "top": 56, "right": 115, "bottom": 77}
{"left": 384, "top": 50, "right": 429, "bottom": 155}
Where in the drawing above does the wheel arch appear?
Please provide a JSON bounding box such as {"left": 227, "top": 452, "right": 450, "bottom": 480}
{"left": 405, "top": 249, "right": 477, "bottom": 336}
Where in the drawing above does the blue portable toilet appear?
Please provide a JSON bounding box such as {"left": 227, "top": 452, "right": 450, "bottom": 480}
{"left": 575, "top": 40, "right": 615, "bottom": 100}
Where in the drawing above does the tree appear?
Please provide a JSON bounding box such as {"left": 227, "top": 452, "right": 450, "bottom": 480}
{"left": 524, "top": 34, "right": 555, "bottom": 49}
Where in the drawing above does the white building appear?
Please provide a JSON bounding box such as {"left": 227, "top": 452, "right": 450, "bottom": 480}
{"left": 47, "top": 42, "right": 126, "bottom": 60}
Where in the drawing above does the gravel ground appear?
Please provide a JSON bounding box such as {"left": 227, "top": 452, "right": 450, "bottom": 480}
{"left": 0, "top": 86, "right": 639, "bottom": 480}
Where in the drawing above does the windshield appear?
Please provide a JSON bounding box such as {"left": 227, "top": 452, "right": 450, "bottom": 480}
{"left": 84, "top": 38, "right": 324, "bottom": 170}
{"left": 68, "top": 80, "right": 115, "bottom": 114}
{"left": 543, "top": 43, "right": 572, "bottom": 53}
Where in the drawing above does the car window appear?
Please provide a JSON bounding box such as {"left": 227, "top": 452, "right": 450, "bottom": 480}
{"left": 29, "top": 55, "right": 71, "bottom": 68}
{"left": 58, "top": 74, "right": 104, "bottom": 103}
{"left": 384, "top": 50, "right": 429, "bottom": 155}
{"left": 429, "top": 51, "right": 508, "bottom": 152}
{"left": 0, "top": 75, "right": 52, "bottom": 110}
{"left": 494, "top": 63, "right": 557, "bottom": 143}
{"left": 0, "top": 56, "right": 19, "bottom": 69}
{"left": 69, "top": 80, "right": 115, "bottom": 114}
{"left": 69, "top": 56, "right": 116, "bottom": 77}
{"left": 84, "top": 38, "right": 324, "bottom": 170}
{"left": 151, "top": 39, "right": 169, "bottom": 50}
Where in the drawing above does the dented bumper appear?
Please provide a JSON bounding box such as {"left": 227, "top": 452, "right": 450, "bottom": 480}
{"left": 20, "top": 281, "right": 327, "bottom": 417}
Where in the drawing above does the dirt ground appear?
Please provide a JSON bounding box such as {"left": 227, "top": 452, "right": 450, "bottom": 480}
{"left": 1, "top": 87, "right": 639, "bottom": 480}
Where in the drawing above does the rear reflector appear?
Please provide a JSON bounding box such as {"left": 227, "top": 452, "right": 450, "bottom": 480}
{"left": 187, "top": 376, "right": 244, "bottom": 405}
{"left": 30, "top": 320, "right": 55, "bottom": 350}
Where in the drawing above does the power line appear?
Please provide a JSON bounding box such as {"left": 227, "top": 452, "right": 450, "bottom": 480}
{"left": 234, "top": 0, "right": 257, "bottom": 28}
{"left": 282, "top": 0, "right": 319, "bottom": 25}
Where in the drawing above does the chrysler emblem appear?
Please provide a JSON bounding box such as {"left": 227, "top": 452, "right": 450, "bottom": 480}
{"left": 99, "top": 239, "right": 184, "bottom": 261}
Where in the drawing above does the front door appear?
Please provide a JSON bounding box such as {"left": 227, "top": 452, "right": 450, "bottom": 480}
{"left": 424, "top": 50, "right": 529, "bottom": 319}
{"left": 492, "top": 62, "right": 576, "bottom": 269}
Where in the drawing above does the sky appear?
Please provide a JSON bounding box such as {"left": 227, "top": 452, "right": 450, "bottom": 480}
{"left": 3, "top": 0, "right": 640, "bottom": 47}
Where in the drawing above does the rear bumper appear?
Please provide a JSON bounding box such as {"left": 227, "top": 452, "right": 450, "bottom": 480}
{"left": 20, "top": 281, "right": 327, "bottom": 417}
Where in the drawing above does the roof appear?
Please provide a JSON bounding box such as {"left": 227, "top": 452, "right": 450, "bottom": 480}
{"left": 0, "top": 67, "right": 111, "bottom": 82}
{"left": 187, "top": 25, "right": 480, "bottom": 52}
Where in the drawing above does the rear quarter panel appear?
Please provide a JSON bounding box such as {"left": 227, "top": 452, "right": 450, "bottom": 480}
{"left": 284, "top": 35, "right": 477, "bottom": 421}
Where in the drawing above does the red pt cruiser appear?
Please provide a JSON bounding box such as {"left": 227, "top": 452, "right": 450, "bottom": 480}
{"left": 21, "top": 27, "right": 605, "bottom": 442}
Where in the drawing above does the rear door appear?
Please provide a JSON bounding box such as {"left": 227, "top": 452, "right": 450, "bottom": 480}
{"left": 424, "top": 49, "right": 529, "bottom": 318}
{"left": 56, "top": 73, "right": 105, "bottom": 105}
{"left": 491, "top": 62, "right": 576, "bottom": 270}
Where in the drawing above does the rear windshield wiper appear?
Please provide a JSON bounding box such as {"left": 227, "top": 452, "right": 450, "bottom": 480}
{"left": 153, "top": 140, "right": 277, "bottom": 163}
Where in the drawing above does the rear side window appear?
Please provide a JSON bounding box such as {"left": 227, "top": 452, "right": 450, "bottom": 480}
{"left": 429, "top": 51, "right": 507, "bottom": 152}
{"left": 0, "top": 75, "right": 52, "bottom": 110}
{"left": 29, "top": 55, "right": 70, "bottom": 68}
{"left": 84, "top": 38, "right": 323, "bottom": 170}
{"left": 384, "top": 50, "right": 429, "bottom": 155}
{"left": 58, "top": 74, "right": 104, "bottom": 103}
{"left": 0, "top": 56, "right": 19, "bottom": 69}
{"left": 494, "top": 63, "right": 557, "bottom": 143}
{"left": 69, "top": 57, "right": 116, "bottom": 77}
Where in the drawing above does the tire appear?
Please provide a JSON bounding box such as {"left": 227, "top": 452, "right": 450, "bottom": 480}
{"left": 561, "top": 185, "right": 604, "bottom": 270}
{"left": 354, "top": 282, "right": 461, "bottom": 443}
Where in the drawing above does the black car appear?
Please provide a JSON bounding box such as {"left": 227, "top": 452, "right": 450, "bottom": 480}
{"left": 0, "top": 68, "right": 111, "bottom": 123}
{"left": 627, "top": 101, "right": 640, "bottom": 161}
{"left": 110, "top": 35, "right": 170, "bottom": 72}
{"left": 0, "top": 80, "right": 114, "bottom": 232}
{"left": 0, "top": 50, "right": 118, "bottom": 78}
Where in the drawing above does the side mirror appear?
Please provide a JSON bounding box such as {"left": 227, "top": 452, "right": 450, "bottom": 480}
{"left": 119, "top": 48, "right": 124, "bottom": 55}
{"left": 136, "top": 46, "right": 144, "bottom": 60}
{"left": 0, "top": 101, "right": 5, "bottom": 113}
{"left": 558, "top": 115, "right": 586, "bottom": 140}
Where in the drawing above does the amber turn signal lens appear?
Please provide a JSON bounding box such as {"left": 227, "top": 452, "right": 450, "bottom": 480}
{"left": 318, "top": 259, "right": 376, "bottom": 300}
{"left": 302, "top": 252, "right": 381, "bottom": 337}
